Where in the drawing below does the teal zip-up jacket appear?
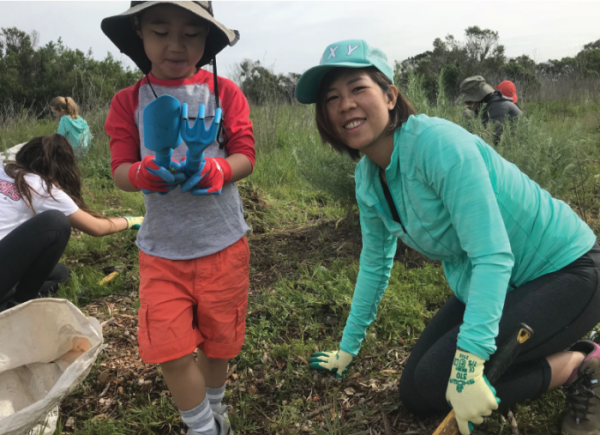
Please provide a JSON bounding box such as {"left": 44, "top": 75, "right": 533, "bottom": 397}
{"left": 340, "top": 114, "right": 595, "bottom": 360}
{"left": 57, "top": 115, "right": 92, "bottom": 148}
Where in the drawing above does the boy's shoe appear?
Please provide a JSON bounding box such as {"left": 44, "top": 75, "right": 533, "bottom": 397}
{"left": 562, "top": 340, "right": 600, "bottom": 435}
{"left": 213, "top": 405, "right": 233, "bottom": 435}
{"left": 186, "top": 406, "right": 233, "bottom": 435}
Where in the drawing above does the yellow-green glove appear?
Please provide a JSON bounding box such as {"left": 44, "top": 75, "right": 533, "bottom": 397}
{"left": 446, "top": 349, "right": 500, "bottom": 435}
{"left": 308, "top": 349, "right": 353, "bottom": 378}
{"left": 124, "top": 216, "right": 144, "bottom": 230}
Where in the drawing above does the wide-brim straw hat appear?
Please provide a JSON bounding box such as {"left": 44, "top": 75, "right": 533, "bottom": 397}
{"left": 101, "top": 1, "right": 239, "bottom": 74}
{"left": 459, "top": 75, "right": 495, "bottom": 103}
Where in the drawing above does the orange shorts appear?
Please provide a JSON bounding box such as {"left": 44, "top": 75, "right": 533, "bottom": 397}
{"left": 137, "top": 237, "right": 250, "bottom": 364}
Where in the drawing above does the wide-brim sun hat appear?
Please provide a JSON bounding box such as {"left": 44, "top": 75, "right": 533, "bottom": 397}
{"left": 459, "top": 75, "right": 495, "bottom": 103}
{"left": 101, "top": 1, "right": 239, "bottom": 74}
{"left": 295, "top": 39, "right": 394, "bottom": 104}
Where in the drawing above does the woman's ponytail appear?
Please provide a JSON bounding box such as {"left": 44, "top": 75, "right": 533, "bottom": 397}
{"left": 63, "top": 97, "right": 79, "bottom": 119}
{"left": 50, "top": 96, "right": 79, "bottom": 119}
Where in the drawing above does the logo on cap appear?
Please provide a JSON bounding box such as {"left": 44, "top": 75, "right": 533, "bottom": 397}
{"left": 327, "top": 46, "right": 339, "bottom": 61}
{"left": 347, "top": 45, "right": 359, "bottom": 56}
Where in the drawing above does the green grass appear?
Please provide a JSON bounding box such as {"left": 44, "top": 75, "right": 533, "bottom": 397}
{"left": 1, "top": 75, "right": 600, "bottom": 434}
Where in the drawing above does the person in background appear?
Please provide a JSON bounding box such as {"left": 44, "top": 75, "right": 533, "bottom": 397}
{"left": 0, "top": 134, "right": 143, "bottom": 312}
{"left": 495, "top": 80, "right": 520, "bottom": 108}
{"left": 49, "top": 96, "right": 92, "bottom": 149}
{"left": 460, "top": 76, "right": 523, "bottom": 144}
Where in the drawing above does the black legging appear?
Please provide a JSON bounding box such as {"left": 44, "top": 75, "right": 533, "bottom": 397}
{"left": 0, "top": 210, "right": 71, "bottom": 304}
{"left": 399, "top": 242, "right": 600, "bottom": 417}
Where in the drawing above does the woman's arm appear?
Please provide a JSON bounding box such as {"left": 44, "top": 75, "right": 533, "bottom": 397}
{"left": 67, "top": 209, "right": 128, "bottom": 237}
{"left": 418, "top": 124, "right": 514, "bottom": 360}
{"left": 339, "top": 199, "right": 397, "bottom": 356}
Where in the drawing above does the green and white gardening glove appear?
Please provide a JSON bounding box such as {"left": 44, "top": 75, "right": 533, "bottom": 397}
{"left": 124, "top": 216, "right": 144, "bottom": 230}
{"left": 446, "top": 348, "right": 500, "bottom": 435}
{"left": 309, "top": 349, "right": 353, "bottom": 378}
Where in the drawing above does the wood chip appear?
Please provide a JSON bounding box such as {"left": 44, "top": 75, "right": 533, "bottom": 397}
{"left": 100, "top": 317, "right": 116, "bottom": 328}
{"left": 508, "top": 409, "right": 520, "bottom": 435}
{"left": 97, "top": 371, "right": 110, "bottom": 384}
{"left": 381, "top": 411, "right": 392, "bottom": 435}
{"left": 304, "top": 404, "right": 332, "bottom": 420}
{"left": 226, "top": 364, "right": 237, "bottom": 379}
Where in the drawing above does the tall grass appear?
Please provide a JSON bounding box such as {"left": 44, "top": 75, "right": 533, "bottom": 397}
{"left": 3, "top": 71, "right": 599, "bottom": 228}
{"left": 1, "top": 74, "right": 599, "bottom": 435}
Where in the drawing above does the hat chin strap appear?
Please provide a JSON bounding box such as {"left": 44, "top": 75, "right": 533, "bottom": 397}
{"left": 212, "top": 56, "right": 229, "bottom": 150}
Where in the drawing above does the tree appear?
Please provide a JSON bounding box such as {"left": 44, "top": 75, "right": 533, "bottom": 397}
{"left": 576, "top": 42, "right": 600, "bottom": 77}
{"left": 233, "top": 59, "right": 298, "bottom": 105}
{"left": 502, "top": 55, "right": 540, "bottom": 91}
{"left": 464, "top": 26, "right": 502, "bottom": 63}
{"left": 396, "top": 27, "right": 507, "bottom": 101}
{"left": 395, "top": 27, "right": 600, "bottom": 103}
{"left": 0, "top": 27, "right": 141, "bottom": 115}
{"left": 584, "top": 39, "right": 600, "bottom": 51}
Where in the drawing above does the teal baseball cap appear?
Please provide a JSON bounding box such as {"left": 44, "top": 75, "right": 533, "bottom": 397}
{"left": 295, "top": 39, "right": 394, "bottom": 104}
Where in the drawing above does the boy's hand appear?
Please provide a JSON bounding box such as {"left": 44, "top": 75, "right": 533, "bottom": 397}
{"left": 128, "top": 155, "right": 186, "bottom": 195}
{"left": 181, "top": 157, "right": 232, "bottom": 195}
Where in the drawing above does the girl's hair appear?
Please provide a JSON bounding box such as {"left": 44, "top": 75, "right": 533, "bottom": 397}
{"left": 315, "top": 66, "right": 416, "bottom": 160}
{"left": 49, "top": 96, "right": 79, "bottom": 119}
{"left": 4, "top": 134, "right": 102, "bottom": 218}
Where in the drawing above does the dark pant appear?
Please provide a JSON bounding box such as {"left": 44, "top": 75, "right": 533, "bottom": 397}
{"left": 0, "top": 210, "right": 71, "bottom": 304}
{"left": 399, "top": 242, "right": 600, "bottom": 417}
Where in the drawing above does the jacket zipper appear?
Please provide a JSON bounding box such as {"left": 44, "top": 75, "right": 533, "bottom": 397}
{"left": 380, "top": 173, "right": 406, "bottom": 233}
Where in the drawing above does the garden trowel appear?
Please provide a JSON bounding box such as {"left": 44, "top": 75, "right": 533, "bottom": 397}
{"left": 142, "top": 95, "right": 182, "bottom": 170}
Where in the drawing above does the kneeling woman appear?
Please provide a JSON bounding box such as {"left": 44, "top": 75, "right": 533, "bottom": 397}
{"left": 0, "top": 134, "right": 143, "bottom": 310}
{"left": 297, "top": 40, "right": 600, "bottom": 435}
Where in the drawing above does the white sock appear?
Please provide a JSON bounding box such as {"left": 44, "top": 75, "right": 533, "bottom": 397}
{"left": 179, "top": 395, "right": 217, "bottom": 435}
{"left": 206, "top": 384, "right": 226, "bottom": 410}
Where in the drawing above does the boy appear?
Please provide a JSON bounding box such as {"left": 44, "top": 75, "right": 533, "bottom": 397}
{"left": 101, "top": 2, "right": 255, "bottom": 434}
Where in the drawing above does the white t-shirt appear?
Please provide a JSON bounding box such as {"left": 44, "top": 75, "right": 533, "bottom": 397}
{"left": 0, "top": 165, "right": 79, "bottom": 240}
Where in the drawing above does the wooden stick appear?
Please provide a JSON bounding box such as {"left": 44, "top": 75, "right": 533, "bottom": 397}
{"left": 381, "top": 411, "right": 392, "bottom": 435}
{"left": 507, "top": 409, "right": 520, "bottom": 435}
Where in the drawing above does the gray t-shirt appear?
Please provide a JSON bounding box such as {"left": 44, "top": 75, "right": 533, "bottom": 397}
{"left": 132, "top": 75, "right": 250, "bottom": 260}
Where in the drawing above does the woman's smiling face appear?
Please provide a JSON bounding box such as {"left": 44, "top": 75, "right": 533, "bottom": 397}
{"left": 324, "top": 69, "right": 396, "bottom": 152}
